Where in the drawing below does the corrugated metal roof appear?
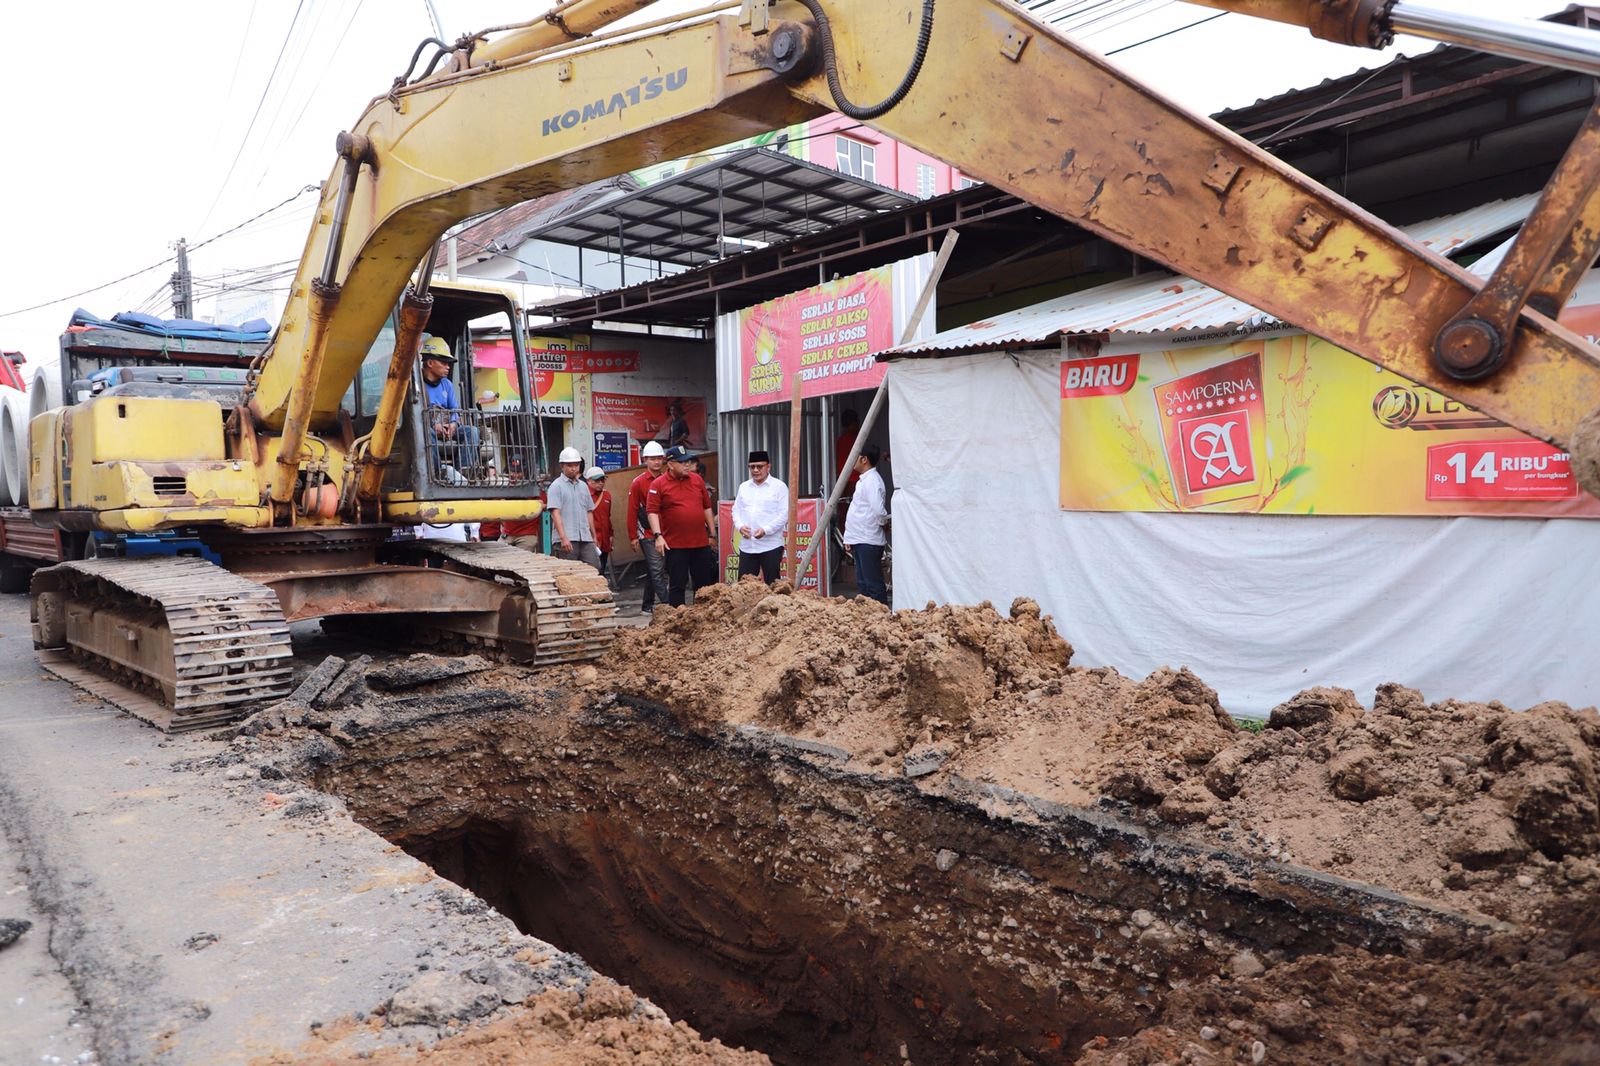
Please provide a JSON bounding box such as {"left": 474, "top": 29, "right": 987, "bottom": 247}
{"left": 520, "top": 148, "right": 914, "bottom": 267}
{"left": 1403, "top": 194, "right": 1539, "bottom": 257}
{"left": 884, "top": 194, "right": 1538, "bottom": 358}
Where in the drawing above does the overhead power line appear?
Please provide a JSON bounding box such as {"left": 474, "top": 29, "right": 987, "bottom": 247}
{"left": 1064, "top": 0, "right": 1162, "bottom": 35}
{"left": 1105, "top": 10, "right": 1229, "bottom": 54}
{"left": 1080, "top": 0, "right": 1178, "bottom": 41}
{"left": 250, "top": 0, "right": 339, "bottom": 187}
{"left": 1257, "top": 63, "right": 1388, "bottom": 141}
{"left": 0, "top": 184, "right": 319, "bottom": 320}
{"left": 196, "top": 0, "right": 309, "bottom": 235}
{"left": 209, "top": 0, "right": 262, "bottom": 151}
{"left": 262, "top": 0, "right": 371, "bottom": 180}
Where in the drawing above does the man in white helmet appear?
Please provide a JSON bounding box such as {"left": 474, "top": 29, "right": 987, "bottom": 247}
{"left": 626, "top": 440, "right": 670, "bottom": 611}
{"left": 547, "top": 446, "right": 601, "bottom": 570}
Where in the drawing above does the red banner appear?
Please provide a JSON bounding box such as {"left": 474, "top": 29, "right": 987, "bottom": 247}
{"left": 592, "top": 392, "right": 708, "bottom": 450}
{"left": 737, "top": 265, "right": 893, "bottom": 409}
{"left": 717, "top": 498, "right": 829, "bottom": 593}
{"left": 1424, "top": 440, "right": 1578, "bottom": 502}
{"left": 1060, "top": 354, "right": 1138, "bottom": 398}
{"left": 528, "top": 348, "right": 640, "bottom": 374}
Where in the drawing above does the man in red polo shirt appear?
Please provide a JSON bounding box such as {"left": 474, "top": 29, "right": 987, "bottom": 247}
{"left": 627, "top": 441, "right": 670, "bottom": 611}
{"left": 645, "top": 445, "right": 716, "bottom": 607}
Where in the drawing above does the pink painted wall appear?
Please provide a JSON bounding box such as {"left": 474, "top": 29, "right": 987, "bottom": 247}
{"left": 801, "top": 114, "right": 976, "bottom": 197}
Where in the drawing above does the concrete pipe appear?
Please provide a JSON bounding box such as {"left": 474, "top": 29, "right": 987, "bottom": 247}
{"left": 0, "top": 388, "right": 27, "bottom": 505}
{"left": 27, "top": 364, "right": 62, "bottom": 423}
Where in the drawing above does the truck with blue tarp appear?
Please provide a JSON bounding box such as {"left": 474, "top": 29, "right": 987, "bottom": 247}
{"left": 0, "top": 312, "right": 268, "bottom": 589}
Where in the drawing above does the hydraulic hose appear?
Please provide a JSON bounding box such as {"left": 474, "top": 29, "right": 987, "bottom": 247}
{"left": 793, "top": 0, "right": 936, "bottom": 121}
{"left": 396, "top": 36, "right": 450, "bottom": 85}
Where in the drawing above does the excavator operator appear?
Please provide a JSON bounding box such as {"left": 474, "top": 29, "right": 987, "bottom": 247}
{"left": 419, "top": 336, "right": 479, "bottom": 478}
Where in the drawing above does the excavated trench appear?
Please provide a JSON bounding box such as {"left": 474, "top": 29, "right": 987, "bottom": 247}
{"left": 305, "top": 688, "right": 1490, "bottom": 1065}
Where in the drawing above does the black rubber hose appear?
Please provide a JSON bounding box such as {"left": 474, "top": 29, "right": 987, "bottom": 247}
{"left": 414, "top": 44, "right": 455, "bottom": 81}
{"left": 397, "top": 36, "right": 450, "bottom": 85}
{"left": 793, "top": 0, "right": 936, "bottom": 121}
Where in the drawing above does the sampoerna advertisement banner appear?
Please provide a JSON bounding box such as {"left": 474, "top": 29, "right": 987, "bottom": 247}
{"left": 1059, "top": 333, "right": 1600, "bottom": 517}
{"left": 737, "top": 265, "right": 893, "bottom": 408}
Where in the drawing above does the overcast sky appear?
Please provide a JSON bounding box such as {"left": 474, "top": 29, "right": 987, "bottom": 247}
{"left": 0, "top": 0, "right": 1569, "bottom": 368}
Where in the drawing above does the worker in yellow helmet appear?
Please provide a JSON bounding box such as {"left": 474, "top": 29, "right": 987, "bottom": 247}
{"left": 419, "top": 336, "right": 479, "bottom": 479}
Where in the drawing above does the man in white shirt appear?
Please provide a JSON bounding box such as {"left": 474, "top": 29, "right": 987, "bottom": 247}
{"left": 843, "top": 444, "right": 889, "bottom": 605}
{"left": 548, "top": 446, "right": 601, "bottom": 570}
{"left": 731, "top": 450, "right": 788, "bottom": 582}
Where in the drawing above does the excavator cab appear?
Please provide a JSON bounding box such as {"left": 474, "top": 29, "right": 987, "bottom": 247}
{"left": 348, "top": 281, "right": 548, "bottom": 506}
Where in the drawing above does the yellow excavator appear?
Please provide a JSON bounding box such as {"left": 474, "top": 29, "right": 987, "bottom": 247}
{"left": 25, "top": 0, "right": 1600, "bottom": 729}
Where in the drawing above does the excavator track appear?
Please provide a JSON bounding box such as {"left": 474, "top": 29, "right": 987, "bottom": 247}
{"left": 30, "top": 557, "right": 293, "bottom": 733}
{"left": 396, "top": 541, "right": 622, "bottom": 665}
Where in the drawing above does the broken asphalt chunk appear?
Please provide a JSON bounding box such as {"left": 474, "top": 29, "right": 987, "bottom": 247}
{"left": 367, "top": 653, "right": 493, "bottom": 691}
{"left": 0, "top": 917, "right": 31, "bottom": 950}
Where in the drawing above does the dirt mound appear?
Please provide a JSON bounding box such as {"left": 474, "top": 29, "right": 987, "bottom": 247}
{"left": 604, "top": 578, "right": 1072, "bottom": 745}
{"left": 603, "top": 583, "right": 1600, "bottom": 921}
{"left": 1202, "top": 683, "right": 1600, "bottom": 919}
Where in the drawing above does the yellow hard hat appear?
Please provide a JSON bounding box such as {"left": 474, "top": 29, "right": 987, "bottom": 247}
{"left": 420, "top": 336, "right": 454, "bottom": 362}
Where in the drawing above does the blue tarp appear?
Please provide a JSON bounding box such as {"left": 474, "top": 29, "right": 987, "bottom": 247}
{"left": 69, "top": 307, "right": 272, "bottom": 343}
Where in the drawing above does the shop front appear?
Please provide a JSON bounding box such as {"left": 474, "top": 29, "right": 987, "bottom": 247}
{"left": 714, "top": 254, "right": 936, "bottom": 589}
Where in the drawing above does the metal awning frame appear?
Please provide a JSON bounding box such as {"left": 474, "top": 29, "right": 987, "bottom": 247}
{"left": 520, "top": 146, "right": 914, "bottom": 271}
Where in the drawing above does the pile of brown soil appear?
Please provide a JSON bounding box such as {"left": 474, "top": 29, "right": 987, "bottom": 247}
{"left": 602, "top": 582, "right": 1600, "bottom": 922}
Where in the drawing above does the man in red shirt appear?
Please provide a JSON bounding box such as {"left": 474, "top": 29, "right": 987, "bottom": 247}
{"left": 479, "top": 515, "right": 542, "bottom": 550}
{"left": 627, "top": 441, "right": 670, "bottom": 611}
{"left": 645, "top": 445, "right": 716, "bottom": 607}
{"left": 480, "top": 489, "right": 544, "bottom": 551}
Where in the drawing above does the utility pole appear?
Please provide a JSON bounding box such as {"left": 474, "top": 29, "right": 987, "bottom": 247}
{"left": 170, "top": 238, "right": 194, "bottom": 319}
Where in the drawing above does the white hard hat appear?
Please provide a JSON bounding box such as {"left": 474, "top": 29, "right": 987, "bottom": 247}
{"left": 641, "top": 441, "right": 666, "bottom": 458}
{"left": 558, "top": 446, "right": 583, "bottom": 464}
{"left": 584, "top": 466, "right": 606, "bottom": 481}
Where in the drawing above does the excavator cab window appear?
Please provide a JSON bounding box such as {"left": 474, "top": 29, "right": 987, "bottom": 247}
{"left": 350, "top": 320, "right": 397, "bottom": 418}
{"left": 396, "top": 285, "right": 543, "bottom": 500}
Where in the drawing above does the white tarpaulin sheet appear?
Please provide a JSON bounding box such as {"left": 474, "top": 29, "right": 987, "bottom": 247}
{"left": 887, "top": 350, "right": 1600, "bottom": 718}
